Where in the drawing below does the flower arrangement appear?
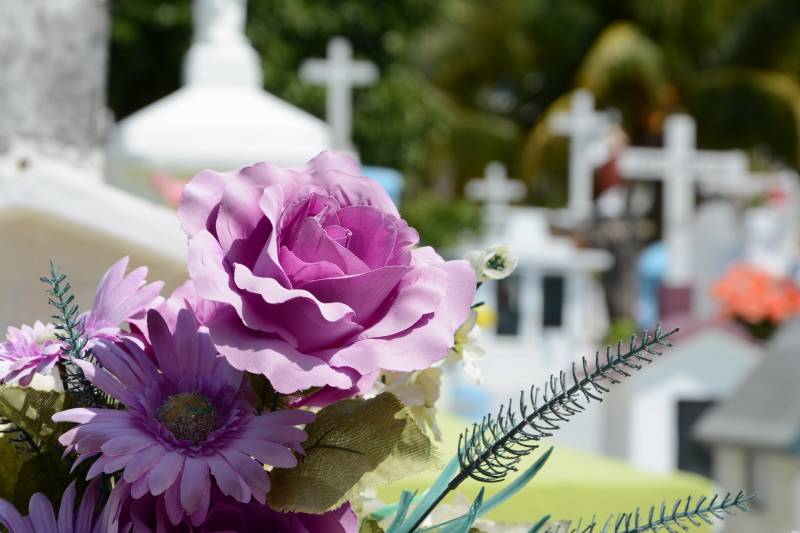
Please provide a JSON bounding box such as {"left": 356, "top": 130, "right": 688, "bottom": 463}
{"left": 0, "top": 152, "right": 751, "bottom": 532}
{"left": 712, "top": 262, "right": 800, "bottom": 339}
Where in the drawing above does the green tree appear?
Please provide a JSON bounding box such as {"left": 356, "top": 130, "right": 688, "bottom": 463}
{"left": 108, "top": 0, "right": 482, "bottom": 247}
{"left": 420, "top": 0, "right": 800, "bottom": 203}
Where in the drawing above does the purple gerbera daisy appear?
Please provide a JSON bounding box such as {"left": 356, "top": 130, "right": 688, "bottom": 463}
{"left": 53, "top": 308, "right": 314, "bottom": 526}
{"left": 0, "top": 478, "right": 108, "bottom": 533}
{"left": 81, "top": 256, "right": 164, "bottom": 343}
{"left": 105, "top": 481, "right": 357, "bottom": 532}
{"left": 0, "top": 321, "right": 66, "bottom": 387}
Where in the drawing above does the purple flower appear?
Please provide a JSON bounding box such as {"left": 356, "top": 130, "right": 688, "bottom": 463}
{"left": 0, "top": 321, "right": 66, "bottom": 387}
{"left": 53, "top": 309, "right": 314, "bottom": 527}
{"left": 179, "top": 150, "right": 476, "bottom": 394}
{"left": 0, "top": 479, "right": 108, "bottom": 533}
{"left": 106, "top": 481, "right": 357, "bottom": 532}
{"left": 82, "top": 256, "right": 164, "bottom": 343}
{"left": 130, "top": 280, "right": 221, "bottom": 338}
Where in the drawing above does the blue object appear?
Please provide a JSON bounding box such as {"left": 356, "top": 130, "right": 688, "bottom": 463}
{"left": 362, "top": 166, "right": 404, "bottom": 206}
{"left": 637, "top": 241, "right": 667, "bottom": 328}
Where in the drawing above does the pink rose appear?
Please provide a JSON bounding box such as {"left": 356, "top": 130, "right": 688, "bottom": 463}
{"left": 178, "top": 151, "right": 475, "bottom": 394}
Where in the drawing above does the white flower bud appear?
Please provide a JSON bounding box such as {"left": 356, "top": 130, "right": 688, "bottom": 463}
{"left": 465, "top": 245, "right": 518, "bottom": 282}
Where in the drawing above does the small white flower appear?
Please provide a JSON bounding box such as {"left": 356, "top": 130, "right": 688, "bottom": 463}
{"left": 382, "top": 367, "right": 443, "bottom": 440}
{"left": 465, "top": 245, "right": 518, "bottom": 282}
{"left": 447, "top": 310, "right": 486, "bottom": 384}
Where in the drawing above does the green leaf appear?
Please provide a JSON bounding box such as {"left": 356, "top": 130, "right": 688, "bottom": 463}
{"left": 528, "top": 515, "right": 550, "bottom": 533}
{"left": 0, "top": 434, "right": 23, "bottom": 499}
{"left": 440, "top": 487, "right": 484, "bottom": 533}
{"left": 0, "top": 386, "right": 67, "bottom": 448}
{"left": 0, "top": 386, "right": 78, "bottom": 507}
{"left": 385, "top": 490, "right": 417, "bottom": 533}
{"left": 399, "top": 454, "right": 461, "bottom": 531}
{"left": 359, "top": 518, "right": 386, "bottom": 533}
{"left": 268, "top": 393, "right": 437, "bottom": 514}
{"left": 11, "top": 447, "right": 73, "bottom": 510}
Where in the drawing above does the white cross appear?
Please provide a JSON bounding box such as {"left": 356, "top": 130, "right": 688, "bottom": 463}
{"left": 465, "top": 161, "right": 526, "bottom": 236}
{"left": 299, "top": 37, "right": 378, "bottom": 151}
{"left": 193, "top": 0, "right": 247, "bottom": 44}
{"left": 550, "top": 89, "right": 617, "bottom": 221}
{"left": 618, "top": 114, "right": 749, "bottom": 285}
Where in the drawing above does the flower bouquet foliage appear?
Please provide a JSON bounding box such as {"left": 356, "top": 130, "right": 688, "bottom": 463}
{"left": 0, "top": 152, "right": 752, "bottom": 532}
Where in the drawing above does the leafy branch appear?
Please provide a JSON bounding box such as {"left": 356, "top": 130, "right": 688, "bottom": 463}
{"left": 40, "top": 261, "right": 108, "bottom": 408}
{"left": 405, "top": 325, "right": 677, "bottom": 531}
{"left": 545, "top": 492, "right": 754, "bottom": 533}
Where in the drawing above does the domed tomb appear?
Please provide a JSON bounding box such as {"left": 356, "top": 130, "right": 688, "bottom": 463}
{"left": 107, "top": 0, "right": 333, "bottom": 203}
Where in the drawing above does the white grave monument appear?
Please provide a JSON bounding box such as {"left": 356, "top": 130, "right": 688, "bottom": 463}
{"left": 691, "top": 201, "right": 739, "bottom": 318}
{"left": 108, "top": 0, "right": 333, "bottom": 203}
{"left": 618, "top": 114, "right": 749, "bottom": 286}
{"left": 458, "top": 161, "right": 613, "bottom": 451}
{"left": 550, "top": 89, "right": 618, "bottom": 222}
{"left": 604, "top": 325, "right": 761, "bottom": 473}
{"left": 299, "top": 37, "right": 379, "bottom": 152}
{"left": 695, "top": 321, "right": 800, "bottom": 533}
{"left": 465, "top": 161, "right": 526, "bottom": 237}
{"left": 1, "top": 0, "right": 187, "bottom": 331}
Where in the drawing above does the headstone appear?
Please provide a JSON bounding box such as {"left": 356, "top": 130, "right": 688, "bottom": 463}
{"left": 744, "top": 207, "right": 794, "bottom": 276}
{"left": 0, "top": 0, "right": 187, "bottom": 331}
{"left": 299, "top": 37, "right": 379, "bottom": 152}
{"left": 691, "top": 201, "right": 739, "bottom": 317}
{"left": 108, "top": 0, "right": 332, "bottom": 202}
{"left": 612, "top": 326, "right": 761, "bottom": 472}
{"left": 619, "top": 114, "right": 749, "bottom": 286}
{"left": 740, "top": 170, "right": 800, "bottom": 277}
{"left": 550, "top": 89, "right": 617, "bottom": 221}
{"left": 0, "top": 0, "right": 110, "bottom": 174}
{"left": 464, "top": 161, "right": 526, "bottom": 238}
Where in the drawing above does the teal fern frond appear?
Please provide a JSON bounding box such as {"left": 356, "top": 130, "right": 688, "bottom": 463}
{"left": 404, "top": 325, "right": 678, "bottom": 532}
{"left": 40, "top": 261, "right": 109, "bottom": 408}
{"left": 458, "top": 324, "right": 677, "bottom": 483}
{"left": 545, "top": 491, "right": 754, "bottom": 533}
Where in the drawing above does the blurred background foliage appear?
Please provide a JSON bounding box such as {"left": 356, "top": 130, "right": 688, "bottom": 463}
{"left": 108, "top": 0, "right": 800, "bottom": 246}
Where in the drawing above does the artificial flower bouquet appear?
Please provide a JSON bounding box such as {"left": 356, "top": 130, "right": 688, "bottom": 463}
{"left": 0, "top": 152, "right": 751, "bottom": 532}
{"left": 712, "top": 262, "right": 800, "bottom": 340}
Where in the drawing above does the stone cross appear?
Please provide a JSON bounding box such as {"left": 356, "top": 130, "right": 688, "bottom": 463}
{"left": 299, "top": 37, "right": 378, "bottom": 151}
{"left": 185, "top": 0, "right": 261, "bottom": 87}
{"left": 465, "top": 161, "right": 526, "bottom": 236}
{"left": 618, "top": 114, "right": 748, "bottom": 285}
{"left": 193, "top": 0, "right": 247, "bottom": 43}
{"left": 550, "top": 89, "right": 617, "bottom": 221}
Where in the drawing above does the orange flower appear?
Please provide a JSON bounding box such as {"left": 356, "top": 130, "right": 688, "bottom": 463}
{"left": 712, "top": 263, "right": 800, "bottom": 326}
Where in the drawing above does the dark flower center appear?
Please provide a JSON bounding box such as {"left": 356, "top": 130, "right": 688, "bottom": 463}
{"left": 156, "top": 393, "right": 218, "bottom": 444}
